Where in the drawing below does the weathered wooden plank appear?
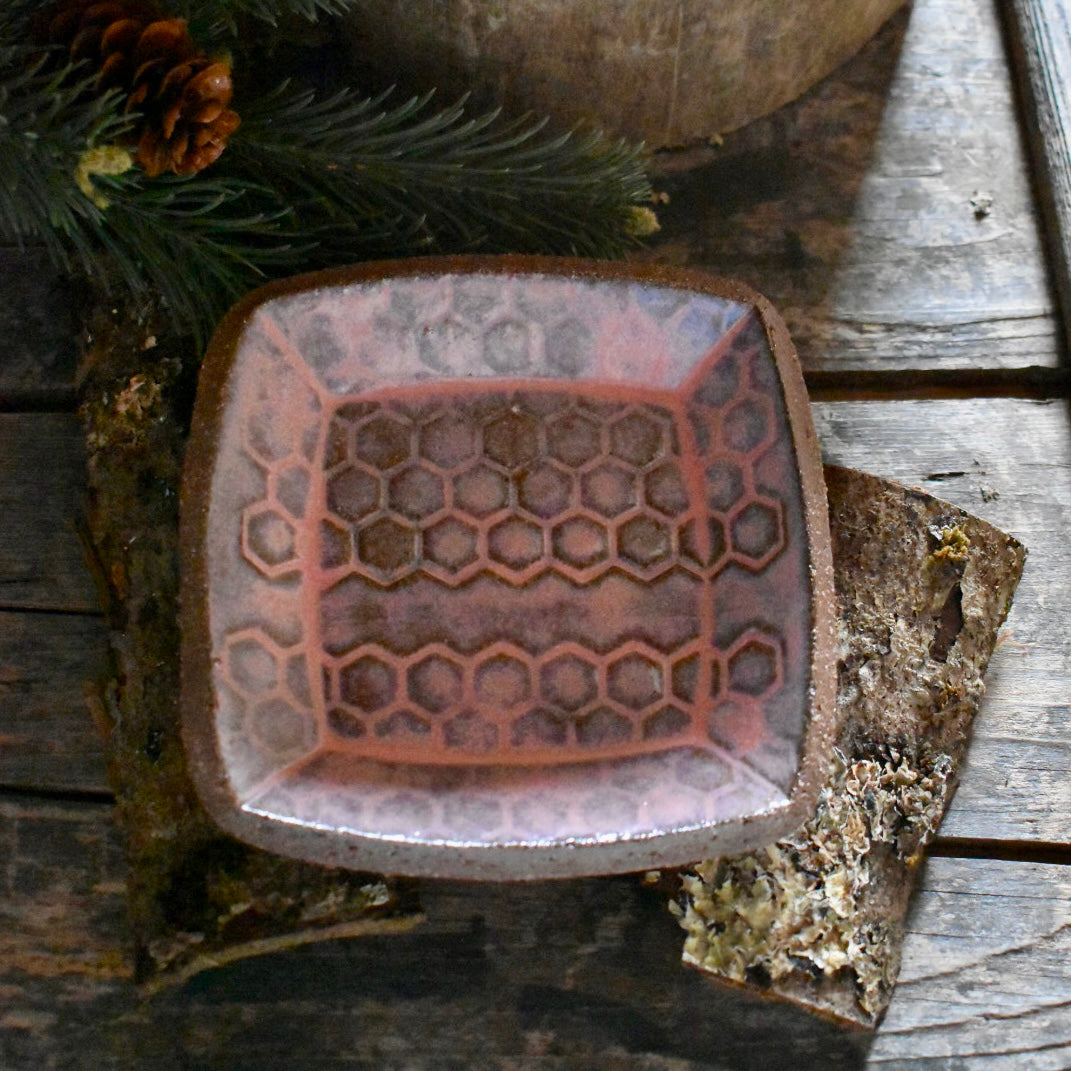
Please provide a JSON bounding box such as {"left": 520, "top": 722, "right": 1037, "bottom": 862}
{"left": 1, "top": 796, "right": 1067, "bottom": 1070}
{"left": 0, "top": 247, "right": 80, "bottom": 408}
{"left": 2, "top": 398, "right": 1063, "bottom": 842}
{"left": 0, "top": 798, "right": 132, "bottom": 1071}
{"left": 649, "top": 0, "right": 1060, "bottom": 374}
{"left": 813, "top": 397, "right": 1071, "bottom": 844}
{"left": 872, "top": 857, "right": 1071, "bottom": 1068}
{"left": 1004, "top": 0, "right": 1071, "bottom": 358}
{"left": 0, "top": 610, "right": 110, "bottom": 793}
{"left": 0, "top": 413, "right": 101, "bottom": 613}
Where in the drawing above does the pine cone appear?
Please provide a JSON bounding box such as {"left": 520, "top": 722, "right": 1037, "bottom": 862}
{"left": 135, "top": 56, "right": 241, "bottom": 176}
{"left": 41, "top": 0, "right": 240, "bottom": 177}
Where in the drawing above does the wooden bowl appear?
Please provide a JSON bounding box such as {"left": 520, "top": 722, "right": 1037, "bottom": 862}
{"left": 348, "top": 0, "right": 906, "bottom": 146}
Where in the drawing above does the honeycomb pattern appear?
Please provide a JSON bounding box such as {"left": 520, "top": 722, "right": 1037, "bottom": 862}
{"left": 197, "top": 269, "right": 819, "bottom": 871}
{"left": 314, "top": 627, "right": 786, "bottom": 764}
{"left": 300, "top": 344, "right": 794, "bottom": 764}
{"left": 219, "top": 628, "right": 317, "bottom": 763}
{"left": 311, "top": 388, "right": 783, "bottom": 592}
{"left": 230, "top": 321, "right": 796, "bottom": 768}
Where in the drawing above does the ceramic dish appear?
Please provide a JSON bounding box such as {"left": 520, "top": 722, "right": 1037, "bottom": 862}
{"left": 181, "top": 257, "right": 836, "bottom": 879}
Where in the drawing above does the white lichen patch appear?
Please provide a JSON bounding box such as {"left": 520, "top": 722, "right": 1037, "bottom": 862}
{"left": 675, "top": 746, "right": 953, "bottom": 1017}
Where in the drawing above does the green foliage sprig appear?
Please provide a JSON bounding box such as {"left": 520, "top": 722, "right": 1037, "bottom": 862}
{"left": 0, "top": 0, "right": 655, "bottom": 346}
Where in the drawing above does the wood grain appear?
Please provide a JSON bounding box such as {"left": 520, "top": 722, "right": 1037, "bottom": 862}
{"left": 0, "top": 610, "right": 110, "bottom": 794}
{"left": 2, "top": 397, "right": 1065, "bottom": 846}
{"left": 0, "top": 413, "right": 101, "bottom": 614}
{"left": 0, "top": 248, "right": 80, "bottom": 409}
{"left": 813, "top": 397, "right": 1071, "bottom": 844}
{"left": 873, "top": 858, "right": 1071, "bottom": 1068}
{"left": 1, "top": 793, "right": 1067, "bottom": 1070}
{"left": 1004, "top": 0, "right": 1071, "bottom": 358}
{"left": 649, "top": 0, "right": 1060, "bottom": 374}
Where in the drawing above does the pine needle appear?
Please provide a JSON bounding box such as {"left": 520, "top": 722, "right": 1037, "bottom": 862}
{"left": 229, "top": 83, "right": 653, "bottom": 258}
{"left": 1, "top": 3, "right": 655, "bottom": 346}
{"left": 175, "top": 0, "right": 359, "bottom": 38}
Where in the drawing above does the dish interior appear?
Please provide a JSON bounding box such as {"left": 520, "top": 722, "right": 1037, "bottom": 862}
{"left": 198, "top": 271, "right": 814, "bottom": 864}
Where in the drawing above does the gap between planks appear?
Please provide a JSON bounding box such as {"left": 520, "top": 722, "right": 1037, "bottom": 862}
{"left": 932, "top": 836, "right": 1071, "bottom": 867}
{"left": 805, "top": 366, "right": 1071, "bottom": 401}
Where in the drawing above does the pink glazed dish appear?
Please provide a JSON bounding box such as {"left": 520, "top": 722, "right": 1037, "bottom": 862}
{"left": 180, "top": 257, "right": 837, "bottom": 879}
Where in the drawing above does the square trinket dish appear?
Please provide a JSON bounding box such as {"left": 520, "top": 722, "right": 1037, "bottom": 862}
{"left": 181, "top": 257, "right": 837, "bottom": 880}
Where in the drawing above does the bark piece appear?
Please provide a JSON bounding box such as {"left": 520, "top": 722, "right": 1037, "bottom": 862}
{"left": 674, "top": 466, "right": 1026, "bottom": 1027}
{"left": 79, "top": 308, "right": 422, "bottom": 993}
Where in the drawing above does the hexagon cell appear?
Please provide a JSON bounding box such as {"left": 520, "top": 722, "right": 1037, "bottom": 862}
{"left": 728, "top": 638, "right": 780, "bottom": 697}
{"left": 642, "top": 706, "right": 690, "bottom": 741}
{"left": 511, "top": 708, "right": 568, "bottom": 748}
{"left": 356, "top": 517, "right": 417, "bottom": 575}
{"left": 454, "top": 465, "right": 509, "bottom": 516}
{"left": 249, "top": 697, "right": 308, "bottom": 755}
{"left": 610, "top": 411, "right": 664, "bottom": 466}
{"left": 487, "top": 517, "right": 544, "bottom": 569}
{"left": 388, "top": 465, "right": 445, "bottom": 519}
{"left": 519, "top": 464, "right": 572, "bottom": 519}
{"left": 326, "top": 465, "right": 379, "bottom": 522}
{"left": 581, "top": 462, "right": 635, "bottom": 517}
{"left": 226, "top": 634, "right": 279, "bottom": 695}
{"left": 408, "top": 655, "right": 464, "bottom": 713}
{"left": 338, "top": 655, "right": 396, "bottom": 712}
{"left": 704, "top": 460, "right": 745, "bottom": 513}
{"left": 645, "top": 463, "right": 690, "bottom": 516}
{"left": 474, "top": 656, "right": 531, "bottom": 708}
{"left": 552, "top": 517, "right": 609, "bottom": 569}
{"left": 420, "top": 413, "right": 480, "bottom": 469}
{"left": 618, "top": 515, "right": 671, "bottom": 568}
{"left": 424, "top": 517, "right": 479, "bottom": 572}
{"left": 576, "top": 707, "right": 633, "bottom": 747}
{"left": 483, "top": 319, "right": 531, "bottom": 373}
{"left": 243, "top": 506, "right": 299, "bottom": 575}
{"left": 722, "top": 397, "right": 771, "bottom": 454}
{"left": 540, "top": 654, "right": 598, "bottom": 711}
{"left": 546, "top": 410, "right": 601, "bottom": 466}
{"left": 607, "top": 653, "right": 663, "bottom": 710}
{"left": 730, "top": 499, "right": 783, "bottom": 565}
{"left": 353, "top": 413, "right": 411, "bottom": 469}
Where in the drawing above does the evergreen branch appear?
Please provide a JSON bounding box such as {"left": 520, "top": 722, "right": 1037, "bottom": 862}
{"left": 174, "top": 0, "right": 357, "bottom": 40}
{"left": 0, "top": 1, "right": 48, "bottom": 43}
{"left": 95, "top": 172, "right": 305, "bottom": 344}
{"left": 229, "top": 85, "right": 653, "bottom": 258}
{"left": 1, "top": 7, "right": 655, "bottom": 345}
{"left": 0, "top": 50, "right": 301, "bottom": 344}
{"left": 0, "top": 53, "right": 132, "bottom": 252}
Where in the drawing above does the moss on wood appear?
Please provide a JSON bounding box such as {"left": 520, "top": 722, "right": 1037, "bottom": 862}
{"left": 79, "top": 304, "right": 422, "bottom": 992}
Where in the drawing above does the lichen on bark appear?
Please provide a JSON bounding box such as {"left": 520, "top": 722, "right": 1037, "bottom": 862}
{"left": 671, "top": 467, "right": 1026, "bottom": 1027}
{"left": 675, "top": 744, "right": 953, "bottom": 1017}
